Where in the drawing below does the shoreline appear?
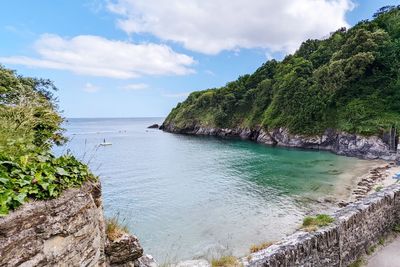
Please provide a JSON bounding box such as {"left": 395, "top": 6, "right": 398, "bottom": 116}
{"left": 160, "top": 125, "right": 399, "bottom": 162}
{"left": 309, "top": 160, "right": 400, "bottom": 212}
{"left": 347, "top": 161, "right": 400, "bottom": 202}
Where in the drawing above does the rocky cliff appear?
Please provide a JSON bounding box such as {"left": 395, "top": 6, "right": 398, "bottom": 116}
{"left": 0, "top": 182, "right": 156, "bottom": 267}
{"left": 161, "top": 123, "right": 399, "bottom": 161}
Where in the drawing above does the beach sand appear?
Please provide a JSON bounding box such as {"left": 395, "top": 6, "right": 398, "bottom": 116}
{"left": 336, "top": 159, "right": 400, "bottom": 206}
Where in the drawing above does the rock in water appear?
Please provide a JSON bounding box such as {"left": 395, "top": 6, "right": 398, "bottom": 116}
{"left": 147, "top": 124, "right": 159, "bottom": 129}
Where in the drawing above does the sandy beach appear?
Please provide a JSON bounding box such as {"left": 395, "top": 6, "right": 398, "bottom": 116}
{"left": 339, "top": 160, "right": 400, "bottom": 205}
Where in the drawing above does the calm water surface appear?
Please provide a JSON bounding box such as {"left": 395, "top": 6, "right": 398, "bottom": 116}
{"left": 54, "top": 118, "right": 368, "bottom": 262}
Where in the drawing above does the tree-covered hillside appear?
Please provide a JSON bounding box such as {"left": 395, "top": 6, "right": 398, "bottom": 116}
{"left": 164, "top": 6, "right": 400, "bottom": 136}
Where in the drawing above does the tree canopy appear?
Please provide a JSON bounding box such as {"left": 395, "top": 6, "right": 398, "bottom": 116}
{"left": 0, "top": 66, "right": 95, "bottom": 216}
{"left": 164, "top": 6, "right": 400, "bottom": 136}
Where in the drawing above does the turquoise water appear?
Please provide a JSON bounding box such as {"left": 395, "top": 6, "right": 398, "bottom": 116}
{"left": 55, "top": 118, "right": 370, "bottom": 262}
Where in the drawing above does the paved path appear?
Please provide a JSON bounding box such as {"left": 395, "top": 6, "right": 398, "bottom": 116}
{"left": 366, "top": 237, "right": 400, "bottom": 267}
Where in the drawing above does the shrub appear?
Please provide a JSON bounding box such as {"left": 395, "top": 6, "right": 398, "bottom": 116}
{"left": 0, "top": 65, "right": 94, "bottom": 216}
{"left": 0, "top": 152, "right": 95, "bottom": 216}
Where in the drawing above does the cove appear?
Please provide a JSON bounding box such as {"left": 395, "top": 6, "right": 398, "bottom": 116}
{"left": 54, "top": 118, "right": 375, "bottom": 263}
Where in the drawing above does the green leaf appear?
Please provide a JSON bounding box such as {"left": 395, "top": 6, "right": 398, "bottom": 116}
{"left": 56, "top": 167, "right": 68, "bottom": 176}
{"left": 13, "top": 193, "right": 27, "bottom": 204}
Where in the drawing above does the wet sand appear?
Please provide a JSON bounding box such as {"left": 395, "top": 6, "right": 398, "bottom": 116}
{"left": 334, "top": 160, "right": 400, "bottom": 206}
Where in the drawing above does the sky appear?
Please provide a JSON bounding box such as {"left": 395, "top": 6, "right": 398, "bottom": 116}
{"left": 0, "top": 0, "right": 398, "bottom": 118}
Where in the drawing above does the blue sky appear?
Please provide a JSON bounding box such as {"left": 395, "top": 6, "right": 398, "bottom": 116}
{"left": 0, "top": 0, "right": 398, "bottom": 118}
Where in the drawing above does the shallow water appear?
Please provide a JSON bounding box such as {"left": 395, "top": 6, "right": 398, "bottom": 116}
{"left": 54, "top": 118, "right": 370, "bottom": 262}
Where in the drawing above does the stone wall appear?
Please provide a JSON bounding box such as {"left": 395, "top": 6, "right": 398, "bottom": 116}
{"left": 243, "top": 183, "right": 400, "bottom": 267}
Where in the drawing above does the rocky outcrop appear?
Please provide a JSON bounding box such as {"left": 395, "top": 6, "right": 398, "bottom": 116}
{"left": 161, "top": 123, "right": 398, "bottom": 161}
{"left": 147, "top": 124, "right": 160, "bottom": 129}
{"left": 0, "top": 182, "right": 105, "bottom": 267}
{"left": 242, "top": 183, "right": 400, "bottom": 267}
{"left": 0, "top": 182, "right": 156, "bottom": 267}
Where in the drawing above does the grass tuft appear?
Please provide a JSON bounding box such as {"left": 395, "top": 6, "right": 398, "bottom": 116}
{"left": 301, "top": 214, "right": 334, "bottom": 231}
{"left": 249, "top": 242, "right": 274, "bottom": 253}
{"left": 106, "top": 216, "right": 129, "bottom": 241}
{"left": 366, "top": 245, "right": 377, "bottom": 255}
{"left": 375, "top": 186, "right": 384, "bottom": 192}
{"left": 211, "top": 256, "right": 242, "bottom": 267}
{"left": 393, "top": 224, "right": 400, "bottom": 233}
{"left": 349, "top": 258, "right": 365, "bottom": 267}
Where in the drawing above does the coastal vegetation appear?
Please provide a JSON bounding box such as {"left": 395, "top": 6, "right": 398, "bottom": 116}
{"left": 348, "top": 258, "right": 365, "bottom": 267}
{"left": 211, "top": 256, "right": 242, "bottom": 267}
{"left": 249, "top": 242, "right": 274, "bottom": 253}
{"left": 0, "top": 65, "right": 95, "bottom": 216}
{"left": 301, "top": 214, "right": 334, "bottom": 231}
{"left": 106, "top": 216, "right": 130, "bottom": 241}
{"left": 164, "top": 6, "right": 400, "bottom": 136}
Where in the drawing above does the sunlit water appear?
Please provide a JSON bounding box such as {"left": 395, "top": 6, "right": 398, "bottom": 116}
{"left": 54, "top": 118, "right": 371, "bottom": 263}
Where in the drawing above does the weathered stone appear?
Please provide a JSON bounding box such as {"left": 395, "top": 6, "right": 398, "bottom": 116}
{"left": 161, "top": 124, "right": 399, "bottom": 161}
{"left": 134, "top": 254, "right": 158, "bottom": 267}
{"left": 106, "top": 233, "right": 144, "bottom": 264}
{"left": 241, "top": 184, "right": 400, "bottom": 267}
{"left": 0, "top": 182, "right": 106, "bottom": 267}
{"left": 0, "top": 182, "right": 156, "bottom": 267}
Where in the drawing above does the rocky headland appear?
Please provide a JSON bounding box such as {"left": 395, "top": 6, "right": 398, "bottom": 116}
{"left": 161, "top": 124, "right": 399, "bottom": 162}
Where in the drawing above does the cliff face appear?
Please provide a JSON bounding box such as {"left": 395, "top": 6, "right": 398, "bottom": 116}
{"left": 161, "top": 123, "right": 399, "bottom": 161}
{"left": 0, "top": 182, "right": 155, "bottom": 267}
{"left": 0, "top": 182, "right": 105, "bottom": 266}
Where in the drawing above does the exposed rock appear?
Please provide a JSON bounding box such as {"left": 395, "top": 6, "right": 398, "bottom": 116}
{"left": 106, "top": 233, "right": 144, "bottom": 265}
{"left": 0, "top": 182, "right": 157, "bottom": 267}
{"left": 0, "top": 182, "right": 106, "bottom": 267}
{"left": 147, "top": 124, "right": 160, "bottom": 129}
{"left": 161, "top": 123, "right": 399, "bottom": 161}
{"left": 134, "top": 254, "right": 158, "bottom": 267}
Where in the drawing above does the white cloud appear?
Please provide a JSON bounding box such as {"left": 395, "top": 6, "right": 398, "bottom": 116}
{"left": 107, "top": 0, "right": 354, "bottom": 54}
{"left": 0, "top": 34, "right": 195, "bottom": 79}
{"left": 204, "top": 70, "right": 215, "bottom": 76}
{"left": 83, "top": 82, "right": 100, "bottom": 93}
{"left": 122, "top": 83, "right": 149, "bottom": 90}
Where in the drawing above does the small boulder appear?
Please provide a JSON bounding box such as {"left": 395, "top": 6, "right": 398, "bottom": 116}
{"left": 134, "top": 254, "right": 158, "bottom": 267}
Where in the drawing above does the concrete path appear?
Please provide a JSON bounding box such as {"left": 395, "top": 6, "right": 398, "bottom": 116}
{"left": 366, "top": 237, "right": 400, "bottom": 267}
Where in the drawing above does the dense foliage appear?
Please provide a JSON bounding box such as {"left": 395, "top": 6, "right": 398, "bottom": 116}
{"left": 0, "top": 65, "right": 95, "bottom": 216}
{"left": 164, "top": 6, "right": 400, "bottom": 136}
{"left": 0, "top": 153, "right": 94, "bottom": 215}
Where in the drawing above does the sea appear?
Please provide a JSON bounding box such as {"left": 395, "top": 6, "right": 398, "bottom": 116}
{"left": 54, "top": 117, "right": 371, "bottom": 263}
